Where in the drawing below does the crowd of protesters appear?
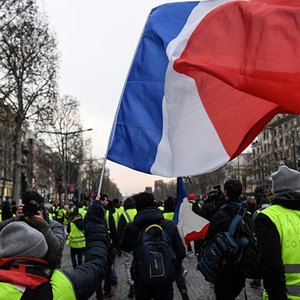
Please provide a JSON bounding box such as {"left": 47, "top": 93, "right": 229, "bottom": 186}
{"left": 0, "top": 164, "right": 299, "bottom": 299}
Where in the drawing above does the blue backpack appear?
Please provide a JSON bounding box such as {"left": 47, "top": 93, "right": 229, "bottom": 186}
{"left": 132, "top": 223, "right": 176, "bottom": 287}
{"left": 197, "top": 203, "right": 250, "bottom": 282}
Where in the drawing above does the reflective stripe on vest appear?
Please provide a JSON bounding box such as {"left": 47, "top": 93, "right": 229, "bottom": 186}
{"left": 0, "top": 269, "right": 76, "bottom": 299}
{"left": 66, "top": 223, "right": 85, "bottom": 248}
{"left": 122, "top": 208, "right": 137, "bottom": 223}
{"left": 105, "top": 210, "right": 118, "bottom": 230}
{"left": 163, "top": 212, "right": 174, "bottom": 221}
{"left": 261, "top": 205, "right": 300, "bottom": 299}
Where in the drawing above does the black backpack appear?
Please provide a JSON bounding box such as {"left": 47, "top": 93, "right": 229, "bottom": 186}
{"left": 197, "top": 203, "right": 260, "bottom": 282}
{"left": 131, "top": 223, "right": 176, "bottom": 287}
{"left": 234, "top": 211, "right": 261, "bottom": 279}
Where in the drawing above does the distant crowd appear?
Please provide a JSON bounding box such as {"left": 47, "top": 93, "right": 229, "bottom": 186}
{"left": 0, "top": 164, "right": 299, "bottom": 299}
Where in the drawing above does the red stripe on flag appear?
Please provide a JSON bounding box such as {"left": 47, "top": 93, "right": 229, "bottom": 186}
{"left": 184, "top": 222, "right": 210, "bottom": 244}
{"left": 174, "top": 0, "right": 300, "bottom": 158}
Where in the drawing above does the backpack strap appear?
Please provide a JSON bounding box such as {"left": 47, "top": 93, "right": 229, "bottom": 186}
{"left": 145, "top": 224, "right": 163, "bottom": 232}
{"left": 135, "top": 223, "right": 165, "bottom": 253}
{"left": 227, "top": 204, "right": 247, "bottom": 235}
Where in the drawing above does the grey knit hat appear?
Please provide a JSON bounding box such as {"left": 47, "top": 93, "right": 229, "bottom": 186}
{"left": 271, "top": 165, "right": 300, "bottom": 196}
{"left": 0, "top": 222, "right": 48, "bottom": 258}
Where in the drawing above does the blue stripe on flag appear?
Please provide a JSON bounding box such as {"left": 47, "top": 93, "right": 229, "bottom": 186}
{"left": 107, "top": 2, "right": 199, "bottom": 174}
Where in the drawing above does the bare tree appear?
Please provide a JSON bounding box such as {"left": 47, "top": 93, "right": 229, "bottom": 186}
{"left": 38, "top": 95, "right": 89, "bottom": 203}
{"left": 0, "top": 0, "right": 58, "bottom": 201}
{"left": 0, "top": 114, "right": 14, "bottom": 202}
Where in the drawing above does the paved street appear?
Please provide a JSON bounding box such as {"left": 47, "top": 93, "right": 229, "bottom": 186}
{"left": 61, "top": 246, "right": 263, "bottom": 300}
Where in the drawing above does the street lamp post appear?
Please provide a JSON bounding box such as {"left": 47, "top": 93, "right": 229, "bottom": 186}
{"left": 39, "top": 128, "right": 93, "bottom": 203}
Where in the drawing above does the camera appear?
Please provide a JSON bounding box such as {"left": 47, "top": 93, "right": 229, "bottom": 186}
{"left": 207, "top": 186, "right": 225, "bottom": 203}
{"left": 23, "top": 200, "right": 40, "bottom": 216}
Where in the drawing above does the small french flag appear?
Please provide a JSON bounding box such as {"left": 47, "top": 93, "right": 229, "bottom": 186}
{"left": 174, "top": 177, "right": 209, "bottom": 245}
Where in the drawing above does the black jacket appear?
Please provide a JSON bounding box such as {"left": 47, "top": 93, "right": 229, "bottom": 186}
{"left": 120, "top": 207, "right": 185, "bottom": 271}
{"left": 65, "top": 200, "right": 108, "bottom": 299}
{"left": 255, "top": 194, "right": 300, "bottom": 300}
{"left": 204, "top": 201, "right": 241, "bottom": 242}
{"left": 117, "top": 213, "right": 127, "bottom": 242}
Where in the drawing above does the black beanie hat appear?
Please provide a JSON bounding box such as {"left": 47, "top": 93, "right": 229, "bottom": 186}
{"left": 22, "top": 191, "right": 45, "bottom": 205}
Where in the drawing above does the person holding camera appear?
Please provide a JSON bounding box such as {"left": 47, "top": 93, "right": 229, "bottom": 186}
{"left": 0, "top": 191, "right": 65, "bottom": 268}
{"left": 0, "top": 195, "right": 108, "bottom": 299}
{"left": 199, "top": 185, "right": 226, "bottom": 221}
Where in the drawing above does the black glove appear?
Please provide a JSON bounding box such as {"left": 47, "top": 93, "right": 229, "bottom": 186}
{"left": 85, "top": 200, "right": 105, "bottom": 224}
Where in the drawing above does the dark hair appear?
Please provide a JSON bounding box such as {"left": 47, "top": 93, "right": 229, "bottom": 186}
{"left": 124, "top": 197, "right": 135, "bottom": 210}
{"left": 134, "top": 192, "right": 155, "bottom": 211}
{"left": 163, "top": 197, "right": 175, "bottom": 213}
{"left": 224, "top": 179, "right": 242, "bottom": 201}
{"left": 100, "top": 193, "right": 108, "bottom": 201}
{"left": 112, "top": 198, "right": 119, "bottom": 205}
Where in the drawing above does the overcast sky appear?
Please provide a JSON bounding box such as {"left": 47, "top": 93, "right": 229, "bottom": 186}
{"left": 37, "top": 0, "right": 185, "bottom": 196}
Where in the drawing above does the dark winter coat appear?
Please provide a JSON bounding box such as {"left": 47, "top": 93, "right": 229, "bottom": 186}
{"left": 203, "top": 200, "right": 246, "bottom": 299}
{"left": 120, "top": 207, "right": 186, "bottom": 271}
{"left": 255, "top": 193, "right": 300, "bottom": 300}
{"left": 204, "top": 201, "right": 241, "bottom": 242}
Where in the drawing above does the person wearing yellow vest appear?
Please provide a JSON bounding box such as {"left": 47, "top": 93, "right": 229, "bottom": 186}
{"left": 113, "top": 198, "right": 124, "bottom": 223}
{"left": 163, "top": 197, "right": 175, "bottom": 221}
{"left": 66, "top": 208, "right": 86, "bottom": 269}
{"left": 255, "top": 165, "right": 300, "bottom": 300}
{"left": 0, "top": 198, "right": 108, "bottom": 299}
{"left": 117, "top": 197, "right": 137, "bottom": 298}
{"left": 56, "top": 204, "right": 68, "bottom": 225}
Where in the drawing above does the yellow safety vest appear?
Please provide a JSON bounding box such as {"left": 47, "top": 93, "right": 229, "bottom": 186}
{"left": 163, "top": 212, "right": 174, "bottom": 221}
{"left": 105, "top": 210, "right": 119, "bottom": 244}
{"left": 79, "top": 208, "right": 87, "bottom": 219}
{"left": 115, "top": 206, "right": 124, "bottom": 223}
{"left": 122, "top": 208, "right": 137, "bottom": 223}
{"left": 105, "top": 210, "right": 119, "bottom": 230}
{"left": 66, "top": 222, "right": 85, "bottom": 248}
{"left": 261, "top": 205, "right": 300, "bottom": 299}
{"left": 0, "top": 269, "right": 75, "bottom": 299}
{"left": 0, "top": 209, "right": 2, "bottom": 222}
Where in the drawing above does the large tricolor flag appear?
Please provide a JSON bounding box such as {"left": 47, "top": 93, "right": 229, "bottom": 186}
{"left": 174, "top": 177, "right": 209, "bottom": 245}
{"left": 107, "top": 0, "right": 300, "bottom": 178}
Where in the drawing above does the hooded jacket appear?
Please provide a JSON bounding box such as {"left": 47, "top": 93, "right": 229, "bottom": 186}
{"left": 120, "top": 207, "right": 185, "bottom": 271}
{"left": 255, "top": 194, "right": 300, "bottom": 300}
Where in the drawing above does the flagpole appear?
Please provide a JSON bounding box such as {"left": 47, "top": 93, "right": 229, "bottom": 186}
{"left": 97, "top": 156, "right": 107, "bottom": 196}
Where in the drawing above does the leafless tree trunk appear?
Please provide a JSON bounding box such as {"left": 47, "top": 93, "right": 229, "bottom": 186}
{"left": 0, "top": 0, "right": 58, "bottom": 202}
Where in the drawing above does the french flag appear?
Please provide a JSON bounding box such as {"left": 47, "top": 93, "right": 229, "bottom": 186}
{"left": 107, "top": 0, "right": 300, "bottom": 178}
{"left": 174, "top": 177, "right": 209, "bottom": 245}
